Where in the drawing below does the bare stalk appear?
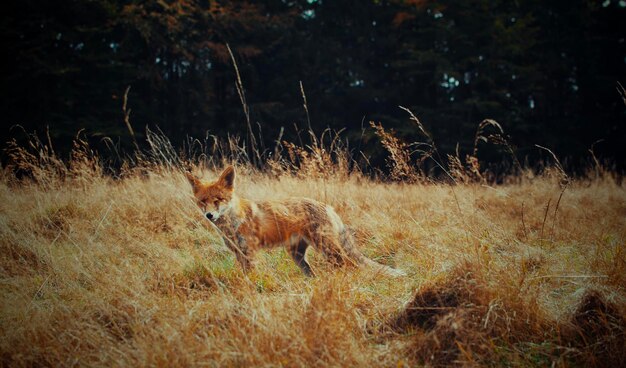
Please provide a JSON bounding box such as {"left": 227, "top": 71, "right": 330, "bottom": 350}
{"left": 617, "top": 81, "right": 626, "bottom": 106}
{"left": 540, "top": 198, "right": 551, "bottom": 240}
{"left": 226, "top": 43, "right": 259, "bottom": 166}
{"left": 122, "top": 86, "right": 139, "bottom": 151}
{"left": 535, "top": 144, "right": 570, "bottom": 188}
{"left": 550, "top": 188, "right": 566, "bottom": 241}
{"left": 588, "top": 139, "right": 604, "bottom": 179}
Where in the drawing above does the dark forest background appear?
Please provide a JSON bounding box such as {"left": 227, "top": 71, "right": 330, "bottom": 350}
{"left": 2, "top": 0, "right": 625, "bottom": 174}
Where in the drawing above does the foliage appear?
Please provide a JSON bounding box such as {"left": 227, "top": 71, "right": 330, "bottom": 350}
{"left": 1, "top": 0, "right": 625, "bottom": 172}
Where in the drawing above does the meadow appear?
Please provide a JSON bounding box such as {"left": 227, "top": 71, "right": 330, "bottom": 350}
{"left": 0, "top": 129, "right": 625, "bottom": 367}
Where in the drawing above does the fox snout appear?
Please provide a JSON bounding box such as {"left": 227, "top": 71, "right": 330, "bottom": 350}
{"left": 202, "top": 202, "right": 227, "bottom": 222}
{"left": 204, "top": 211, "right": 220, "bottom": 221}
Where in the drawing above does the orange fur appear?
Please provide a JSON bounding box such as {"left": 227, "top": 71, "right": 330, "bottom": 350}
{"left": 186, "top": 166, "right": 404, "bottom": 277}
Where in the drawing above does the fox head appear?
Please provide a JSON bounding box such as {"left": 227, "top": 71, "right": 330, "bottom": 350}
{"left": 186, "top": 166, "right": 236, "bottom": 221}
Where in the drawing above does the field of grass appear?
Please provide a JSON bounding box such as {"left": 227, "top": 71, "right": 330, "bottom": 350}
{"left": 1, "top": 133, "right": 625, "bottom": 367}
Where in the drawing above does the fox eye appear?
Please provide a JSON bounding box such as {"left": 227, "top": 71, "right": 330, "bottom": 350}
{"left": 214, "top": 199, "right": 220, "bottom": 205}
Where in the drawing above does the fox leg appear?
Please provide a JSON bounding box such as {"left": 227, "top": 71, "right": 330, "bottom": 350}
{"left": 235, "top": 251, "right": 255, "bottom": 273}
{"left": 310, "top": 233, "right": 350, "bottom": 267}
{"left": 289, "top": 239, "right": 315, "bottom": 277}
{"left": 233, "top": 235, "right": 256, "bottom": 273}
{"left": 310, "top": 228, "right": 362, "bottom": 268}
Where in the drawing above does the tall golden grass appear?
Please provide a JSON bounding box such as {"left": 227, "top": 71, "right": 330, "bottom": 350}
{"left": 1, "top": 126, "right": 625, "bottom": 367}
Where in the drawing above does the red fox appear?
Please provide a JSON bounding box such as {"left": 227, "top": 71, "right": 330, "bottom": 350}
{"left": 185, "top": 166, "right": 404, "bottom": 277}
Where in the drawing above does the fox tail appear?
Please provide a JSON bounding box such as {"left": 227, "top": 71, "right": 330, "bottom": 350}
{"left": 339, "top": 227, "right": 406, "bottom": 277}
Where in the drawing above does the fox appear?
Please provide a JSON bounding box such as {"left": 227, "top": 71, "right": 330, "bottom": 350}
{"left": 185, "top": 166, "right": 404, "bottom": 277}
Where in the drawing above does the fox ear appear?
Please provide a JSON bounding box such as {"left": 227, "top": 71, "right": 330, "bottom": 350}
{"left": 185, "top": 171, "right": 200, "bottom": 190}
{"left": 218, "top": 165, "right": 235, "bottom": 190}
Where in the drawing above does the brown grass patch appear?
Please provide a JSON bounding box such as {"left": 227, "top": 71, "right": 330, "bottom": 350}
{"left": 1, "top": 132, "right": 625, "bottom": 366}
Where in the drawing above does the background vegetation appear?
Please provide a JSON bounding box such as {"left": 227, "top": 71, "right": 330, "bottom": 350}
{"left": 2, "top": 0, "right": 625, "bottom": 173}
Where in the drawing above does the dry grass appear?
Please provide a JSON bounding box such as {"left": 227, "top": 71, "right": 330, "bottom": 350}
{"left": 1, "top": 132, "right": 625, "bottom": 367}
